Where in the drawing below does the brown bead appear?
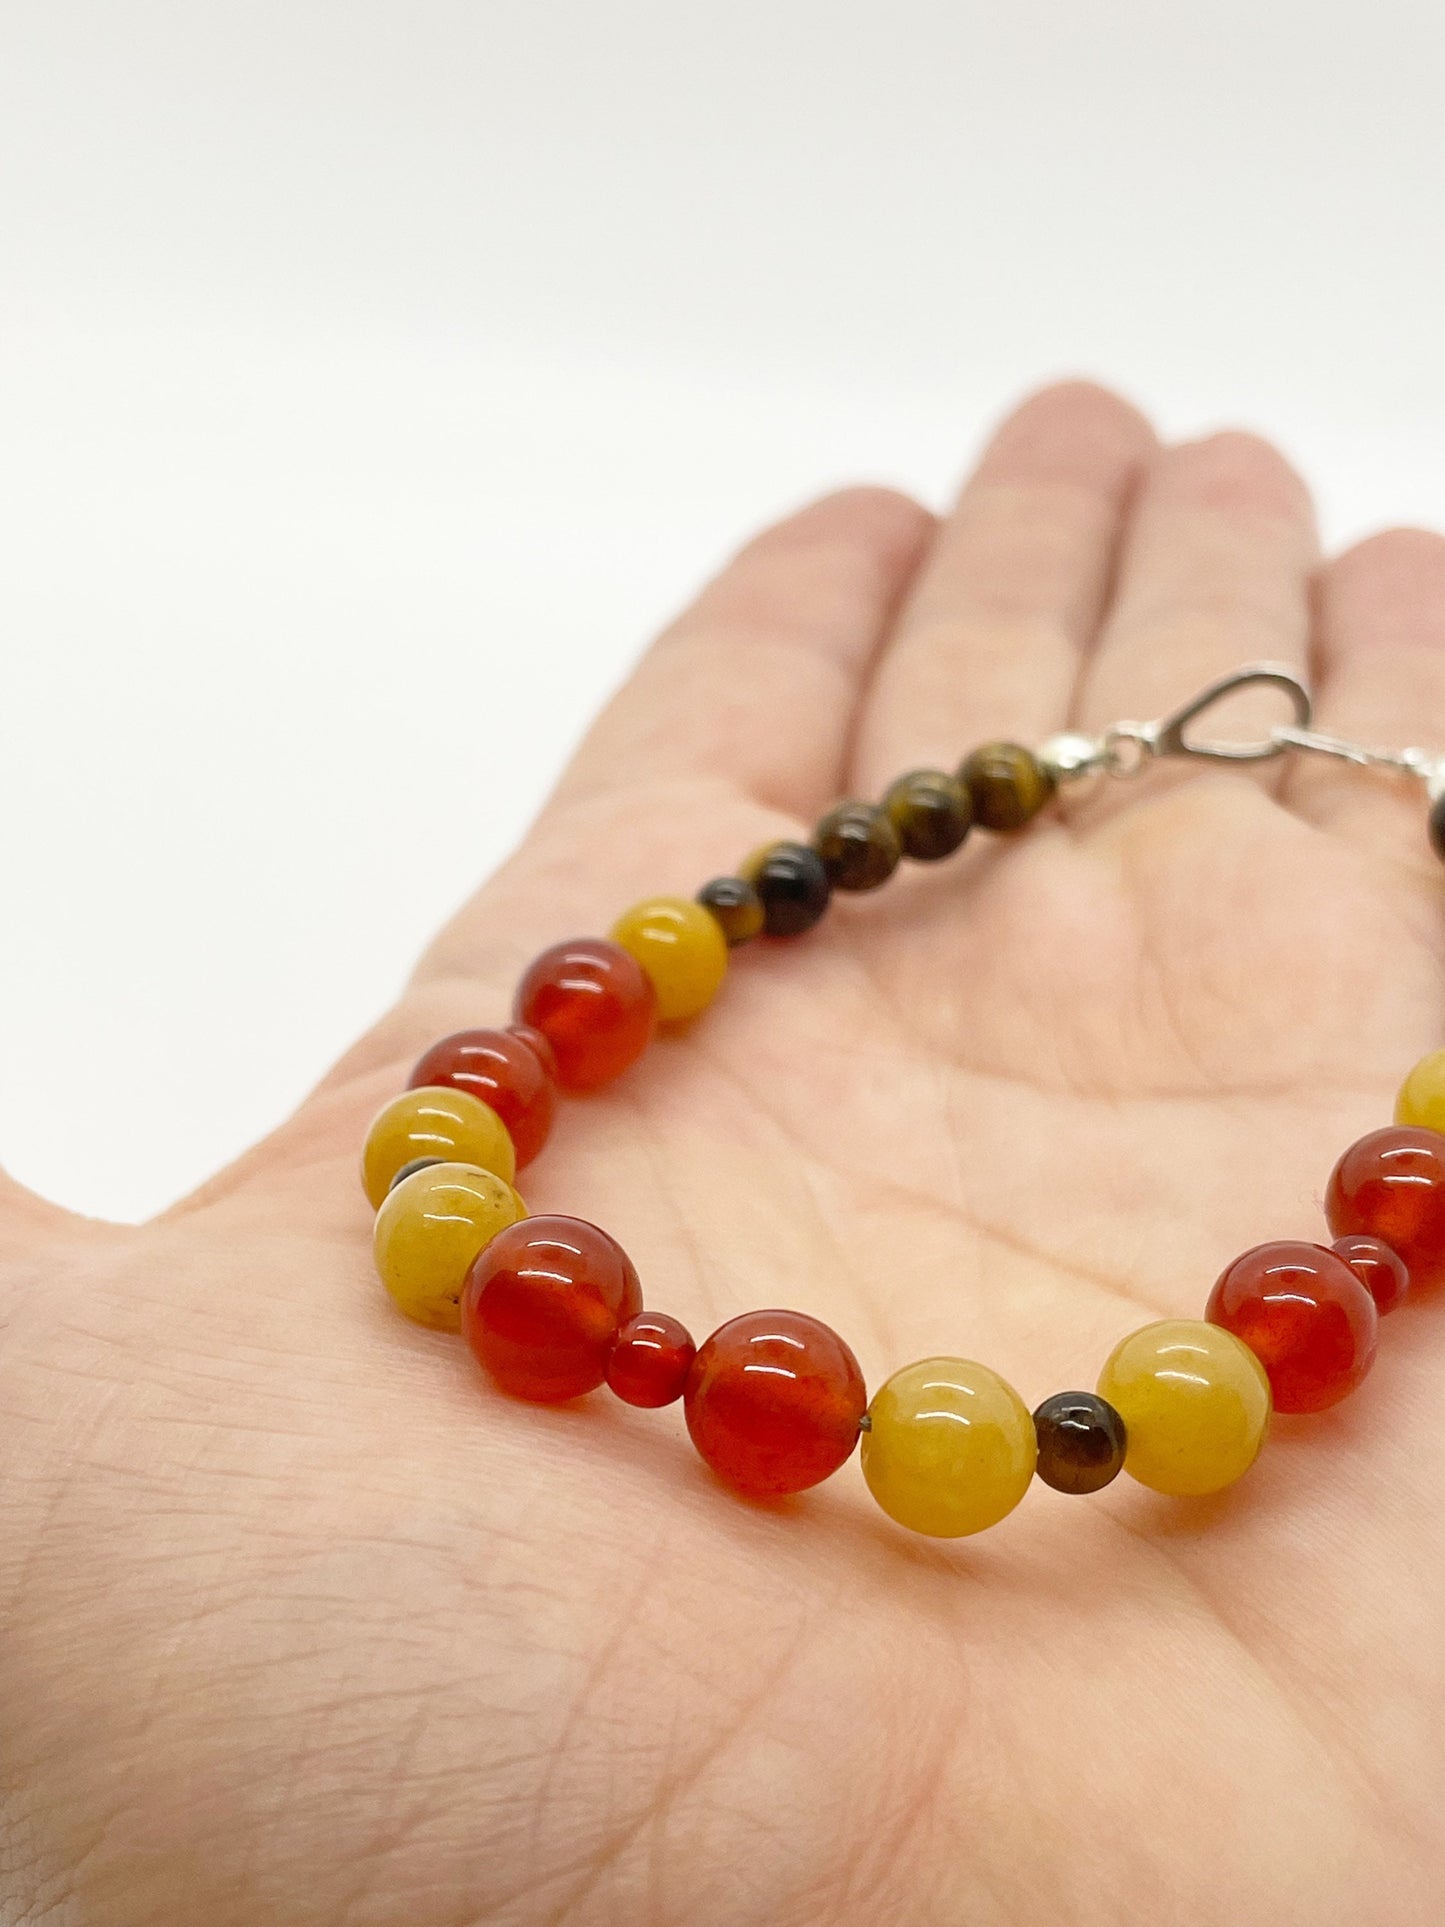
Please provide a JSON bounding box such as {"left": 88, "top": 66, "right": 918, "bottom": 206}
{"left": 960, "top": 742, "right": 1055, "bottom": 831}
{"left": 1032, "top": 1390, "right": 1127, "bottom": 1495}
{"left": 741, "top": 841, "right": 832, "bottom": 937}
{"left": 883, "top": 768, "right": 973, "bottom": 861}
{"left": 1429, "top": 790, "right": 1445, "bottom": 862}
{"left": 812, "top": 801, "right": 901, "bottom": 891}
{"left": 697, "top": 875, "right": 766, "bottom": 946}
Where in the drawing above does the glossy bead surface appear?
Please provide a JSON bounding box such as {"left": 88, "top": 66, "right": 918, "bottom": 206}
{"left": 683, "top": 1310, "right": 865, "bottom": 1496}
{"left": 1097, "top": 1320, "right": 1271, "bottom": 1496}
{"left": 408, "top": 1027, "right": 557, "bottom": 1167}
{"left": 862, "top": 1358, "right": 1036, "bottom": 1536}
{"left": 960, "top": 742, "right": 1056, "bottom": 831}
{"left": 374, "top": 1161, "right": 527, "bottom": 1331}
{"left": 1429, "top": 791, "right": 1445, "bottom": 863}
{"left": 514, "top": 939, "right": 657, "bottom": 1093}
{"left": 361, "top": 1085, "right": 517, "bottom": 1208}
{"left": 1395, "top": 1048, "right": 1445, "bottom": 1134}
{"left": 1032, "top": 1390, "right": 1127, "bottom": 1495}
{"left": 1325, "top": 1125, "right": 1445, "bottom": 1291}
{"left": 462, "top": 1215, "right": 643, "bottom": 1403}
{"left": 812, "top": 801, "right": 902, "bottom": 891}
{"left": 1332, "top": 1234, "right": 1410, "bottom": 1315}
{"left": 606, "top": 1311, "right": 696, "bottom": 1407}
{"left": 1206, "top": 1241, "right": 1378, "bottom": 1414}
{"left": 883, "top": 768, "right": 973, "bottom": 861}
{"left": 508, "top": 1023, "right": 559, "bottom": 1082}
{"left": 740, "top": 841, "right": 832, "bottom": 938}
{"left": 610, "top": 895, "right": 729, "bottom": 1024}
{"left": 696, "top": 875, "right": 765, "bottom": 947}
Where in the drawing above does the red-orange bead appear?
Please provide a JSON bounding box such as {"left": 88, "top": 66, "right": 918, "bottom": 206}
{"left": 508, "top": 1023, "right": 559, "bottom": 1083}
{"left": 1325, "top": 1125, "right": 1445, "bottom": 1291}
{"left": 1206, "top": 1240, "right": 1378, "bottom": 1414}
{"left": 683, "top": 1310, "right": 866, "bottom": 1497}
{"left": 462, "top": 1215, "right": 643, "bottom": 1403}
{"left": 408, "top": 1027, "right": 557, "bottom": 1167}
{"left": 514, "top": 939, "right": 657, "bottom": 1093}
{"left": 1332, "top": 1234, "right": 1409, "bottom": 1315}
{"left": 606, "top": 1311, "right": 696, "bottom": 1408}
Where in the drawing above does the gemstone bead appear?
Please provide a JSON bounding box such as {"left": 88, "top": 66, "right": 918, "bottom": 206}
{"left": 514, "top": 938, "right": 657, "bottom": 1093}
{"left": 740, "top": 841, "right": 832, "bottom": 938}
{"left": 696, "top": 876, "right": 765, "bottom": 947}
{"left": 1332, "top": 1234, "right": 1410, "bottom": 1316}
{"left": 361, "top": 1085, "right": 517, "bottom": 1209}
{"left": 610, "top": 895, "right": 729, "bottom": 1024}
{"left": 389, "top": 1155, "right": 446, "bottom": 1192}
{"left": 374, "top": 1161, "right": 527, "bottom": 1331}
{"left": 883, "top": 768, "right": 973, "bottom": 861}
{"left": 1430, "top": 792, "right": 1445, "bottom": 863}
{"left": 862, "top": 1357, "right": 1036, "bottom": 1536}
{"left": 1325, "top": 1125, "right": 1445, "bottom": 1290}
{"left": 408, "top": 1027, "right": 557, "bottom": 1167}
{"left": 508, "top": 1023, "right": 559, "bottom": 1082}
{"left": 1097, "top": 1320, "right": 1271, "bottom": 1496}
{"left": 683, "top": 1310, "right": 866, "bottom": 1496}
{"left": 1206, "top": 1241, "right": 1378, "bottom": 1414}
{"left": 812, "top": 801, "right": 902, "bottom": 891}
{"left": 462, "top": 1215, "right": 643, "bottom": 1403}
{"left": 960, "top": 742, "right": 1056, "bottom": 831}
{"left": 1032, "top": 1390, "right": 1127, "bottom": 1495}
{"left": 606, "top": 1311, "right": 696, "bottom": 1407}
{"left": 1395, "top": 1048, "right": 1445, "bottom": 1134}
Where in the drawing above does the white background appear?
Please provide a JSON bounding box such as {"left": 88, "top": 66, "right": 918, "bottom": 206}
{"left": 1, "top": 1, "right": 1443, "bottom": 1220}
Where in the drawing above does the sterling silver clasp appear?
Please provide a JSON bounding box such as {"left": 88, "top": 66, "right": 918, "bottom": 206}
{"left": 1103, "top": 663, "right": 1313, "bottom": 774}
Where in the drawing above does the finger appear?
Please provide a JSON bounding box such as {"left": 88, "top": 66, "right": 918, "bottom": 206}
{"left": 851, "top": 380, "right": 1155, "bottom": 789}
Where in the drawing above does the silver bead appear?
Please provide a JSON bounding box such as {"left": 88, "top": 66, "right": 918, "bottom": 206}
{"left": 1037, "top": 731, "right": 1106, "bottom": 784}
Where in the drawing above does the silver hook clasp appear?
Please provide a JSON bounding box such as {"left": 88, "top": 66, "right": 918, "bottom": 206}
{"left": 1101, "top": 663, "right": 1313, "bottom": 774}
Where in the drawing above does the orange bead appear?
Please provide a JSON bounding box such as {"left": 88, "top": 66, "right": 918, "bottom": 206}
{"left": 514, "top": 939, "right": 657, "bottom": 1092}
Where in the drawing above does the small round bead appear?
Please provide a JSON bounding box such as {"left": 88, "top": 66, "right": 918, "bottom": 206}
{"left": 696, "top": 876, "right": 765, "bottom": 947}
{"left": 1429, "top": 790, "right": 1445, "bottom": 862}
{"left": 882, "top": 768, "right": 973, "bottom": 861}
{"left": 610, "top": 895, "right": 729, "bottom": 1025}
{"left": 1332, "top": 1234, "right": 1410, "bottom": 1316}
{"left": 1325, "top": 1125, "right": 1445, "bottom": 1291}
{"left": 462, "top": 1215, "right": 643, "bottom": 1403}
{"left": 606, "top": 1311, "right": 696, "bottom": 1408}
{"left": 1206, "top": 1241, "right": 1379, "bottom": 1414}
{"left": 740, "top": 841, "right": 832, "bottom": 938}
{"left": 811, "top": 801, "right": 902, "bottom": 891}
{"left": 388, "top": 1155, "right": 446, "bottom": 1192}
{"left": 1395, "top": 1048, "right": 1445, "bottom": 1134}
{"left": 1097, "top": 1319, "right": 1271, "bottom": 1497}
{"left": 861, "top": 1358, "right": 1036, "bottom": 1536}
{"left": 408, "top": 1027, "right": 557, "bottom": 1168}
{"left": 960, "top": 742, "right": 1056, "bottom": 831}
{"left": 683, "top": 1310, "right": 865, "bottom": 1496}
{"left": 1032, "top": 1390, "right": 1127, "bottom": 1495}
{"left": 361, "top": 1085, "right": 517, "bottom": 1208}
{"left": 374, "top": 1161, "right": 527, "bottom": 1331}
{"left": 514, "top": 938, "right": 657, "bottom": 1093}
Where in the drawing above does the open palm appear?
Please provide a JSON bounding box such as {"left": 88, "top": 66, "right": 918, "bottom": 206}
{"left": 5, "top": 383, "right": 1444, "bottom": 1926}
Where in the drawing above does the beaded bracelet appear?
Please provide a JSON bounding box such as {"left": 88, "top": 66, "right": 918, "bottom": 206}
{"left": 361, "top": 665, "right": 1445, "bottom": 1538}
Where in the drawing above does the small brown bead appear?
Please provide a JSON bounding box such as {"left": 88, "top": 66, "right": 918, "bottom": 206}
{"left": 961, "top": 742, "right": 1056, "bottom": 831}
{"left": 740, "top": 841, "right": 832, "bottom": 937}
{"left": 812, "top": 801, "right": 901, "bottom": 891}
{"left": 1032, "top": 1390, "right": 1126, "bottom": 1495}
{"left": 883, "top": 768, "right": 973, "bottom": 861}
{"left": 1429, "top": 790, "right": 1445, "bottom": 862}
{"left": 697, "top": 875, "right": 766, "bottom": 947}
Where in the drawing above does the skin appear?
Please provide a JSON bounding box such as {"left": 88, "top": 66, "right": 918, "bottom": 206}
{"left": 3, "top": 380, "right": 1444, "bottom": 1926}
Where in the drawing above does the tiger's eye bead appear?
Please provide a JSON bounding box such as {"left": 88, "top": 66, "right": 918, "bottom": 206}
{"left": 514, "top": 938, "right": 657, "bottom": 1093}
{"left": 1097, "top": 1320, "right": 1270, "bottom": 1496}
{"left": 610, "top": 895, "right": 729, "bottom": 1024}
{"left": 812, "top": 801, "right": 902, "bottom": 891}
{"left": 740, "top": 841, "right": 832, "bottom": 938}
{"left": 1206, "top": 1241, "right": 1378, "bottom": 1414}
{"left": 606, "top": 1311, "right": 696, "bottom": 1408}
{"left": 1395, "top": 1048, "right": 1445, "bottom": 1134}
{"left": 462, "top": 1215, "right": 643, "bottom": 1403}
{"left": 1429, "top": 791, "right": 1445, "bottom": 863}
{"left": 361, "top": 1086, "right": 517, "bottom": 1208}
{"left": 683, "top": 1310, "right": 866, "bottom": 1496}
{"left": 697, "top": 876, "right": 765, "bottom": 947}
{"left": 862, "top": 1358, "right": 1036, "bottom": 1536}
{"left": 960, "top": 742, "right": 1056, "bottom": 831}
{"left": 1032, "top": 1390, "right": 1127, "bottom": 1495}
{"left": 1332, "top": 1234, "right": 1410, "bottom": 1316}
{"left": 883, "top": 768, "right": 973, "bottom": 861}
{"left": 1325, "top": 1125, "right": 1445, "bottom": 1291}
{"left": 408, "top": 1027, "right": 557, "bottom": 1167}
{"left": 374, "top": 1161, "right": 527, "bottom": 1331}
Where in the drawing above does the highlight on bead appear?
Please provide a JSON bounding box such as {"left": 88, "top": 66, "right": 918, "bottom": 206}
{"left": 374, "top": 1161, "right": 527, "bottom": 1331}
{"left": 611, "top": 895, "right": 729, "bottom": 1024}
{"left": 362, "top": 1084, "right": 517, "bottom": 1209}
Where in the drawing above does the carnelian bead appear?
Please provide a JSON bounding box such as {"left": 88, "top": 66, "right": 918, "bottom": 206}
{"left": 361, "top": 1085, "right": 517, "bottom": 1208}
{"left": 1325, "top": 1125, "right": 1445, "bottom": 1290}
{"left": 462, "top": 1214, "right": 643, "bottom": 1403}
{"left": 1206, "top": 1241, "right": 1379, "bottom": 1414}
{"left": 408, "top": 1027, "right": 557, "bottom": 1167}
{"left": 1332, "top": 1234, "right": 1410, "bottom": 1315}
{"left": 610, "top": 895, "right": 729, "bottom": 1024}
{"left": 514, "top": 939, "right": 657, "bottom": 1093}
{"left": 374, "top": 1161, "right": 527, "bottom": 1331}
{"left": 683, "top": 1310, "right": 866, "bottom": 1496}
{"left": 509, "top": 1023, "right": 559, "bottom": 1082}
{"left": 606, "top": 1311, "right": 696, "bottom": 1407}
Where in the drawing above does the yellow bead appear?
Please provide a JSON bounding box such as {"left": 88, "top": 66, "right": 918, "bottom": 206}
{"left": 1396, "top": 1048, "right": 1445, "bottom": 1133}
{"left": 361, "top": 1086, "right": 516, "bottom": 1209}
{"left": 1097, "top": 1319, "right": 1270, "bottom": 1497}
{"left": 610, "top": 895, "right": 728, "bottom": 1025}
{"left": 373, "top": 1161, "right": 527, "bottom": 1331}
{"left": 861, "top": 1356, "right": 1037, "bottom": 1537}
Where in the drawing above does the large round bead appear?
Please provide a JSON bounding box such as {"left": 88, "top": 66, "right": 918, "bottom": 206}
{"left": 862, "top": 1357, "right": 1036, "bottom": 1536}
{"left": 1097, "top": 1320, "right": 1271, "bottom": 1496}
{"left": 1332, "top": 1235, "right": 1410, "bottom": 1316}
{"left": 683, "top": 1311, "right": 866, "bottom": 1496}
{"left": 1206, "top": 1241, "right": 1378, "bottom": 1414}
{"left": 408, "top": 1027, "right": 557, "bottom": 1167}
{"left": 361, "top": 1085, "right": 517, "bottom": 1208}
{"left": 1395, "top": 1048, "right": 1445, "bottom": 1134}
{"left": 462, "top": 1215, "right": 642, "bottom": 1403}
{"left": 610, "top": 895, "right": 729, "bottom": 1024}
{"left": 1325, "top": 1125, "right": 1445, "bottom": 1290}
{"left": 514, "top": 939, "right": 657, "bottom": 1092}
{"left": 374, "top": 1161, "right": 527, "bottom": 1331}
